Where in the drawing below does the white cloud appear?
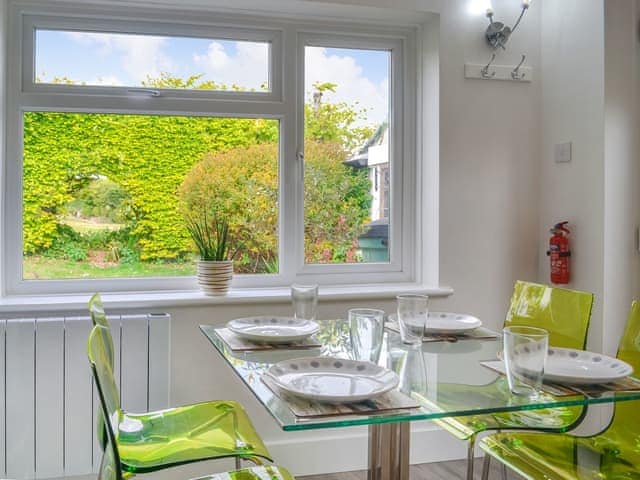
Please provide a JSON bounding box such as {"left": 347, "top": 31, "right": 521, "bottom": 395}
{"left": 65, "top": 32, "right": 173, "bottom": 84}
{"left": 193, "top": 41, "right": 269, "bottom": 90}
{"left": 305, "top": 46, "right": 389, "bottom": 126}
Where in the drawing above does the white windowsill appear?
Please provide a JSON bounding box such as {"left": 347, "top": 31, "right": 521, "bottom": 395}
{"left": 0, "top": 283, "right": 453, "bottom": 313}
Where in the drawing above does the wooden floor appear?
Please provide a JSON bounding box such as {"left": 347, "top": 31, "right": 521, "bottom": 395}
{"left": 299, "top": 457, "right": 522, "bottom": 480}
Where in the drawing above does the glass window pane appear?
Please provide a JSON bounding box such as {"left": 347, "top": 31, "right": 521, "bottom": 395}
{"left": 22, "top": 112, "right": 279, "bottom": 279}
{"left": 35, "top": 29, "right": 270, "bottom": 92}
{"left": 304, "top": 46, "right": 390, "bottom": 264}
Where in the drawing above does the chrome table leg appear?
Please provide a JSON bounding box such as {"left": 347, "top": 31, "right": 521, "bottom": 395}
{"left": 368, "top": 423, "right": 410, "bottom": 480}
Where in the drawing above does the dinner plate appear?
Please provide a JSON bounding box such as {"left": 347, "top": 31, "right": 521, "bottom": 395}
{"left": 227, "top": 316, "right": 319, "bottom": 344}
{"left": 543, "top": 347, "right": 633, "bottom": 385}
{"left": 265, "top": 357, "right": 399, "bottom": 403}
{"left": 388, "top": 312, "right": 482, "bottom": 335}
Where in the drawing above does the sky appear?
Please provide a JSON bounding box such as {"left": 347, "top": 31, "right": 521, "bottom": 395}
{"left": 36, "top": 30, "right": 389, "bottom": 125}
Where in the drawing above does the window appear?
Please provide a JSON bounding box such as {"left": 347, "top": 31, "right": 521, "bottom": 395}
{"left": 35, "top": 30, "right": 271, "bottom": 92}
{"left": 303, "top": 45, "right": 391, "bottom": 264}
{"left": 5, "top": 3, "right": 418, "bottom": 294}
{"left": 22, "top": 112, "right": 280, "bottom": 280}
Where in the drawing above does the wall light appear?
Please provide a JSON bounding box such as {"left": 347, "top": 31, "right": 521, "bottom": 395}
{"left": 468, "top": 0, "right": 493, "bottom": 16}
{"left": 485, "top": 0, "right": 531, "bottom": 50}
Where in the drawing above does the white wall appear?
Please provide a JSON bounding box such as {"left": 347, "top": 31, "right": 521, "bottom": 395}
{"left": 602, "top": 0, "right": 640, "bottom": 355}
{"left": 438, "top": 0, "right": 541, "bottom": 327}
{"left": 538, "top": 0, "right": 640, "bottom": 354}
{"left": 538, "top": 0, "right": 606, "bottom": 350}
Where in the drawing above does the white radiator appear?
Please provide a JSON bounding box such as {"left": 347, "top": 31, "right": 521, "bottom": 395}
{"left": 1, "top": 312, "right": 171, "bottom": 479}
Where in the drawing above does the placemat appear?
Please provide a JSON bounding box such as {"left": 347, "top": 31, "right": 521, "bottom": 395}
{"left": 480, "top": 360, "right": 640, "bottom": 397}
{"left": 385, "top": 323, "right": 499, "bottom": 343}
{"left": 215, "top": 327, "right": 322, "bottom": 352}
{"left": 261, "top": 374, "right": 420, "bottom": 418}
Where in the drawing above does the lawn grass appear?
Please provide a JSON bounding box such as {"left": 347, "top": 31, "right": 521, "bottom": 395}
{"left": 24, "top": 256, "right": 196, "bottom": 279}
{"left": 60, "top": 216, "right": 124, "bottom": 233}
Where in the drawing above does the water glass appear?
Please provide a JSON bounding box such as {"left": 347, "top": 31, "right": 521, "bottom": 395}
{"left": 396, "top": 294, "right": 429, "bottom": 345}
{"left": 503, "top": 326, "right": 549, "bottom": 397}
{"left": 349, "top": 308, "right": 385, "bottom": 364}
{"left": 398, "top": 346, "right": 427, "bottom": 396}
{"left": 291, "top": 284, "right": 318, "bottom": 321}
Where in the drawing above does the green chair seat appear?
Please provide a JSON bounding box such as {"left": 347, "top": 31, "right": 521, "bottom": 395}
{"left": 117, "top": 400, "right": 272, "bottom": 473}
{"left": 479, "top": 300, "right": 640, "bottom": 480}
{"left": 480, "top": 425, "right": 640, "bottom": 480}
{"left": 193, "top": 466, "right": 296, "bottom": 480}
{"left": 433, "top": 281, "right": 594, "bottom": 479}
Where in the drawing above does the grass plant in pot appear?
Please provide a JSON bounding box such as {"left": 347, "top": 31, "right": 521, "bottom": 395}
{"left": 185, "top": 212, "right": 234, "bottom": 296}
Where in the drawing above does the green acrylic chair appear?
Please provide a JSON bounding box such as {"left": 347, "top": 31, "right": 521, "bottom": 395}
{"left": 89, "top": 292, "right": 114, "bottom": 450}
{"left": 479, "top": 300, "right": 640, "bottom": 480}
{"left": 89, "top": 293, "right": 114, "bottom": 365}
{"left": 91, "top": 328, "right": 295, "bottom": 480}
{"left": 87, "top": 323, "right": 273, "bottom": 475}
{"left": 433, "top": 281, "right": 594, "bottom": 480}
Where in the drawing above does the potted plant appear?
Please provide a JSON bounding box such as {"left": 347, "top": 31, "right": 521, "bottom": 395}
{"left": 185, "top": 211, "right": 234, "bottom": 296}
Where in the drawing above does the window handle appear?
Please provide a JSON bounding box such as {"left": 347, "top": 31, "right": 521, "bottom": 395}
{"left": 296, "top": 150, "right": 304, "bottom": 182}
{"left": 127, "top": 88, "right": 161, "bottom": 97}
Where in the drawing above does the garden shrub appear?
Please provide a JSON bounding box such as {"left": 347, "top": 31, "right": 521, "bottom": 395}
{"left": 178, "top": 140, "right": 371, "bottom": 271}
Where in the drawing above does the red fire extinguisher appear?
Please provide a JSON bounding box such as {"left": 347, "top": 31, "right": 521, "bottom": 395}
{"left": 547, "top": 221, "right": 571, "bottom": 284}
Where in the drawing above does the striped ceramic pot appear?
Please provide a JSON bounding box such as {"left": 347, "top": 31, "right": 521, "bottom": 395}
{"left": 197, "top": 260, "right": 233, "bottom": 296}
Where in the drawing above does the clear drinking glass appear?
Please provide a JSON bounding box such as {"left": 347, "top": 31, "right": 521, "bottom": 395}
{"left": 503, "top": 326, "right": 549, "bottom": 397}
{"left": 396, "top": 294, "right": 429, "bottom": 345}
{"left": 291, "top": 284, "right": 318, "bottom": 321}
{"left": 349, "top": 308, "right": 385, "bottom": 364}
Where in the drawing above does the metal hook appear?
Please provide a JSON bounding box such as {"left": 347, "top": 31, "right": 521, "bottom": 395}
{"left": 481, "top": 53, "right": 496, "bottom": 79}
{"left": 511, "top": 55, "right": 526, "bottom": 80}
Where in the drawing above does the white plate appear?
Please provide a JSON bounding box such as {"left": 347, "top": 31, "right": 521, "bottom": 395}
{"left": 544, "top": 347, "right": 633, "bottom": 385}
{"left": 388, "top": 312, "right": 482, "bottom": 335}
{"left": 265, "top": 357, "right": 399, "bottom": 403}
{"left": 227, "top": 316, "right": 319, "bottom": 344}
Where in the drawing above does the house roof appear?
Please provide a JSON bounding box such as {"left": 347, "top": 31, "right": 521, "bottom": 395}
{"left": 360, "top": 218, "right": 389, "bottom": 238}
{"left": 344, "top": 122, "right": 388, "bottom": 168}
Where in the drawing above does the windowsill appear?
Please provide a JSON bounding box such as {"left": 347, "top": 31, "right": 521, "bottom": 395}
{"left": 0, "top": 283, "right": 453, "bottom": 313}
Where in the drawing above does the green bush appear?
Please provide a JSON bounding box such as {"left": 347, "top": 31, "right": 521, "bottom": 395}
{"left": 178, "top": 141, "right": 370, "bottom": 271}
{"left": 43, "top": 224, "right": 87, "bottom": 261}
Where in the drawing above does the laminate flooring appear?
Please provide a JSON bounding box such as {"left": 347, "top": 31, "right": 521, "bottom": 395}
{"left": 299, "top": 457, "right": 523, "bottom": 480}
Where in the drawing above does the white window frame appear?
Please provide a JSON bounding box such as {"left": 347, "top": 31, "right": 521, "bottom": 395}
{"left": 3, "top": 1, "right": 421, "bottom": 295}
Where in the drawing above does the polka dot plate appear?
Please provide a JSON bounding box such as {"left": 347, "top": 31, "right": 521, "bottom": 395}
{"left": 265, "top": 357, "right": 399, "bottom": 403}
{"left": 544, "top": 347, "right": 633, "bottom": 385}
{"left": 227, "top": 316, "right": 320, "bottom": 344}
{"left": 388, "top": 312, "right": 482, "bottom": 334}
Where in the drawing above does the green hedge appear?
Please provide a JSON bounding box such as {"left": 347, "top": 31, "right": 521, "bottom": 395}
{"left": 23, "top": 112, "right": 277, "bottom": 260}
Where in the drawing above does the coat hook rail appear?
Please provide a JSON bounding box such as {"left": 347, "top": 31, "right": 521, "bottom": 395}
{"left": 464, "top": 54, "right": 532, "bottom": 82}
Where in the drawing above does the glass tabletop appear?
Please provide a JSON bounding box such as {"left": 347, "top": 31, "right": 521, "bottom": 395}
{"left": 200, "top": 320, "right": 640, "bottom": 431}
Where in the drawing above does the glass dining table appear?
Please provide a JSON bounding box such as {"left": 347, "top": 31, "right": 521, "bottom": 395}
{"left": 200, "top": 320, "right": 640, "bottom": 480}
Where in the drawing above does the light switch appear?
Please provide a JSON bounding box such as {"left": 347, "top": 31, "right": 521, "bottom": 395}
{"left": 555, "top": 142, "right": 572, "bottom": 163}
